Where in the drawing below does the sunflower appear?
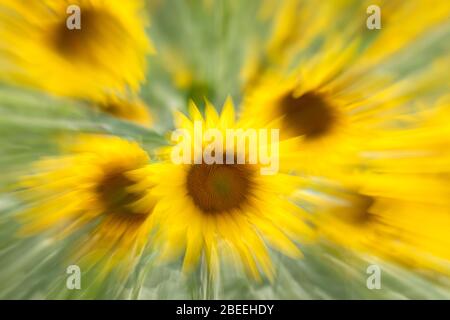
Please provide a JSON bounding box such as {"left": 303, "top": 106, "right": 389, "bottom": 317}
{"left": 18, "top": 134, "right": 157, "bottom": 274}
{"left": 241, "top": 6, "right": 371, "bottom": 175}
{"left": 0, "top": 0, "right": 152, "bottom": 101}
{"left": 241, "top": 0, "right": 450, "bottom": 176}
{"left": 132, "top": 99, "right": 314, "bottom": 280}
{"left": 241, "top": 67, "right": 368, "bottom": 176}
{"left": 303, "top": 177, "right": 450, "bottom": 274}
{"left": 299, "top": 103, "right": 450, "bottom": 273}
{"left": 242, "top": 59, "right": 450, "bottom": 178}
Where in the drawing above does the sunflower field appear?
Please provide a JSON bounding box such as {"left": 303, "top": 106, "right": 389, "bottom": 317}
{"left": 0, "top": 0, "right": 449, "bottom": 300}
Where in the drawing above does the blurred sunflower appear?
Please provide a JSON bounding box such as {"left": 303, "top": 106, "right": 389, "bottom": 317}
{"left": 0, "top": 0, "right": 152, "bottom": 101}
{"left": 298, "top": 102, "right": 450, "bottom": 273}
{"left": 132, "top": 100, "right": 314, "bottom": 280}
{"left": 241, "top": 0, "right": 450, "bottom": 176}
{"left": 241, "top": 68, "right": 362, "bottom": 175}
{"left": 18, "top": 135, "right": 157, "bottom": 274}
{"left": 303, "top": 177, "right": 450, "bottom": 274}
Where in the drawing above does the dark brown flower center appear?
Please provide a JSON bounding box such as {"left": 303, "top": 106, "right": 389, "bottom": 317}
{"left": 51, "top": 9, "right": 122, "bottom": 62}
{"left": 337, "top": 194, "right": 376, "bottom": 225}
{"left": 186, "top": 162, "right": 255, "bottom": 214}
{"left": 279, "top": 91, "right": 338, "bottom": 140}
{"left": 96, "top": 170, "right": 148, "bottom": 221}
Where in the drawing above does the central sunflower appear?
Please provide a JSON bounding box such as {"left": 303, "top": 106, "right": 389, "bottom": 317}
{"left": 134, "top": 99, "right": 314, "bottom": 280}
{"left": 186, "top": 161, "right": 255, "bottom": 214}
